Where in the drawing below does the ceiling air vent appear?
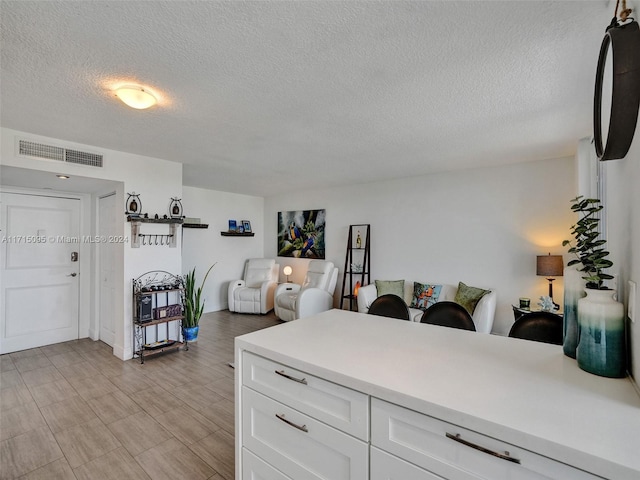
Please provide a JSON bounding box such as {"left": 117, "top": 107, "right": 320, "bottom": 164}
{"left": 19, "top": 140, "right": 64, "bottom": 162}
{"left": 18, "top": 139, "right": 103, "bottom": 167}
{"left": 65, "top": 149, "right": 103, "bottom": 167}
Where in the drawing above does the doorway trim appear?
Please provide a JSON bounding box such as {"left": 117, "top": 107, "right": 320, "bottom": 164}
{"left": 94, "top": 186, "right": 126, "bottom": 360}
{"left": 95, "top": 192, "right": 118, "bottom": 347}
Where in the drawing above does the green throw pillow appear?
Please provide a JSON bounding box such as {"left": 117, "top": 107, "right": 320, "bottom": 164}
{"left": 375, "top": 280, "right": 405, "bottom": 298}
{"left": 454, "top": 282, "right": 490, "bottom": 315}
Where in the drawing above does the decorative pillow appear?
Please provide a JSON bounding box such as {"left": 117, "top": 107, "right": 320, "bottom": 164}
{"left": 454, "top": 282, "right": 490, "bottom": 315}
{"left": 410, "top": 283, "right": 442, "bottom": 311}
{"left": 375, "top": 280, "right": 405, "bottom": 298}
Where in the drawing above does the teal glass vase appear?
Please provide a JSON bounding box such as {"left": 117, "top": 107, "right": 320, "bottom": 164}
{"left": 562, "top": 265, "right": 585, "bottom": 358}
{"left": 576, "top": 288, "right": 626, "bottom": 378}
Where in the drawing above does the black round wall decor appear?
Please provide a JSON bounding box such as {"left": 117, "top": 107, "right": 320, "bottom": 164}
{"left": 594, "top": 19, "right": 640, "bottom": 161}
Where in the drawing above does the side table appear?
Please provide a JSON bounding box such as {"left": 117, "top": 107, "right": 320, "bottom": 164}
{"left": 512, "top": 305, "right": 563, "bottom": 321}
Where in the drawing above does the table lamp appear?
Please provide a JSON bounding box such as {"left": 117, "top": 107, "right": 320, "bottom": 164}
{"left": 283, "top": 266, "right": 292, "bottom": 283}
{"left": 536, "top": 253, "right": 564, "bottom": 309}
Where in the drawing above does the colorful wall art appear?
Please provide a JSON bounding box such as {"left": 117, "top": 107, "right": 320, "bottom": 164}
{"left": 277, "top": 209, "right": 326, "bottom": 258}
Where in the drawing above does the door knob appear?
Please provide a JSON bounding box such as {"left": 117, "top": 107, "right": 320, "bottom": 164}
{"left": 67, "top": 273, "right": 77, "bottom": 277}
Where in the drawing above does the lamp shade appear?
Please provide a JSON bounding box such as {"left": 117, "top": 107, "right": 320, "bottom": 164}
{"left": 536, "top": 254, "right": 564, "bottom": 277}
{"left": 283, "top": 266, "right": 292, "bottom": 276}
{"left": 115, "top": 86, "right": 157, "bottom": 109}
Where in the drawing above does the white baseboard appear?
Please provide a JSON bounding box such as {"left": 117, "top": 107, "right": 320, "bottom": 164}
{"left": 112, "top": 343, "right": 132, "bottom": 361}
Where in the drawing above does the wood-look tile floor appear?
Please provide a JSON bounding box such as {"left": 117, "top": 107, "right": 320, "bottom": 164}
{"left": 0, "top": 310, "right": 281, "bottom": 480}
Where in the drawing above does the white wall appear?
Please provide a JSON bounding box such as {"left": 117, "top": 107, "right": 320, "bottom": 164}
{"left": 181, "top": 186, "right": 264, "bottom": 312}
{"left": 603, "top": 119, "right": 640, "bottom": 379}
{"left": 264, "top": 157, "right": 576, "bottom": 335}
{"left": 1, "top": 128, "right": 183, "bottom": 359}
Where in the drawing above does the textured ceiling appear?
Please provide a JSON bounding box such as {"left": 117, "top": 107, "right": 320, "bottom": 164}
{"left": 0, "top": 1, "right": 612, "bottom": 196}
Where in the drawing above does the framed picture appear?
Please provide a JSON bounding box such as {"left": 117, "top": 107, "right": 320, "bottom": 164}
{"left": 242, "top": 220, "right": 252, "bottom": 233}
{"left": 277, "top": 209, "right": 326, "bottom": 258}
{"left": 228, "top": 220, "right": 237, "bottom": 232}
{"left": 238, "top": 225, "right": 244, "bottom": 233}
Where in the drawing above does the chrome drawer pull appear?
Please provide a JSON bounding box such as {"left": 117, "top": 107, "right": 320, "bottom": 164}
{"left": 275, "top": 413, "right": 309, "bottom": 433}
{"left": 275, "top": 369, "right": 308, "bottom": 385}
{"left": 446, "top": 432, "right": 521, "bottom": 465}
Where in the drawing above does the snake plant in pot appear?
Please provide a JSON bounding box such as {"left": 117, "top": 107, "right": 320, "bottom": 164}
{"left": 182, "top": 263, "right": 216, "bottom": 342}
{"left": 562, "top": 196, "right": 625, "bottom": 377}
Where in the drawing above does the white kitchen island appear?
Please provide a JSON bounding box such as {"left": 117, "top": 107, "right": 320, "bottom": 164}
{"left": 235, "top": 309, "right": 640, "bottom": 480}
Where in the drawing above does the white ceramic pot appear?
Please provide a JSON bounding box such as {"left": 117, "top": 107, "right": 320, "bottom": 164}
{"left": 576, "top": 288, "right": 626, "bottom": 378}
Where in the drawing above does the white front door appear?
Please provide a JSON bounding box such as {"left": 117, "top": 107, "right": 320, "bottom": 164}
{"left": 0, "top": 192, "right": 80, "bottom": 354}
{"left": 98, "top": 193, "right": 116, "bottom": 346}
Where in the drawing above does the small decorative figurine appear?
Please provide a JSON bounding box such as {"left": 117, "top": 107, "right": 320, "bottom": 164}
{"left": 126, "top": 192, "right": 142, "bottom": 215}
{"left": 538, "top": 295, "right": 554, "bottom": 312}
{"left": 169, "top": 197, "right": 183, "bottom": 218}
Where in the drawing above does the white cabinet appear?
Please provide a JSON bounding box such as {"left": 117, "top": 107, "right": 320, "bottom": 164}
{"left": 238, "top": 350, "right": 613, "bottom": 480}
{"left": 242, "top": 351, "right": 368, "bottom": 440}
{"left": 371, "top": 447, "right": 444, "bottom": 480}
{"left": 371, "top": 398, "right": 601, "bottom": 480}
{"left": 240, "top": 353, "right": 368, "bottom": 480}
{"left": 242, "top": 448, "right": 292, "bottom": 480}
{"left": 236, "top": 311, "right": 640, "bottom": 480}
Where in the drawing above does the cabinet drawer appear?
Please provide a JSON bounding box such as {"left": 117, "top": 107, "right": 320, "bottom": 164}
{"left": 371, "top": 447, "right": 444, "bottom": 480}
{"left": 371, "top": 398, "right": 602, "bottom": 480}
{"left": 242, "top": 351, "right": 369, "bottom": 439}
{"left": 242, "top": 387, "right": 368, "bottom": 480}
{"left": 243, "top": 448, "right": 292, "bottom": 480}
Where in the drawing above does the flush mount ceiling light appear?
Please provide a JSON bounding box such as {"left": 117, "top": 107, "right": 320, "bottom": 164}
{"left": 56, "top": 174, "right": 70, "bottom": 179}
{"left": 115, "top": 85, "right": 157, "bottom": 109}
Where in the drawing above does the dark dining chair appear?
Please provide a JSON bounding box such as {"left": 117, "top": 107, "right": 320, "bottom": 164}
{"left": 508, "top": 311, "right": 563, "bottom": 345}
{"left": 420, "top": 301, "right": 476, "bottom": 331}
{"left": 367, "top": 294, "right": 411, "bottom": 321}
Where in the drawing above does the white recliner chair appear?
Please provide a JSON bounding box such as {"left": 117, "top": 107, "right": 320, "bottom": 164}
{"left": 228, "top": 258, "right": 279, "bottom": 314}
{"left": 274, "top": 260, "right": 339, "bottom": 321}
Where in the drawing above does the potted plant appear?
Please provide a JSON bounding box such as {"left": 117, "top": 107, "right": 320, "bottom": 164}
{"left": 562, "top": 196, "right": 625, "bottom": 377}
{"left": 182, "top": 263, "right": 216, "bottom": 342}
{"left": 563, "top": 196, "right": 613, "bottom": 288}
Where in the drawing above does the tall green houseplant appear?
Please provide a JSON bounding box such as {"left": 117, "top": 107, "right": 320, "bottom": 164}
{"left": 183, "top": 263, "right": 216, "bottom": 329}
{"left": 562, "top": 196, "right": 613, "bottom": 289}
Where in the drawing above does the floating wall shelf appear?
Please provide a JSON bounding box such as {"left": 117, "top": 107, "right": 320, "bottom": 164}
{"left": 127, "top": 216, "right": 183, "bottom": 248}
{"left": 183, "top": 223, "right": 209, "bottom": 229}
{"left": 127, "top": 216, "right": 183, "bottom": 224}
{"left": 220, "top": 231, "right": 255, "bottom": 237}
